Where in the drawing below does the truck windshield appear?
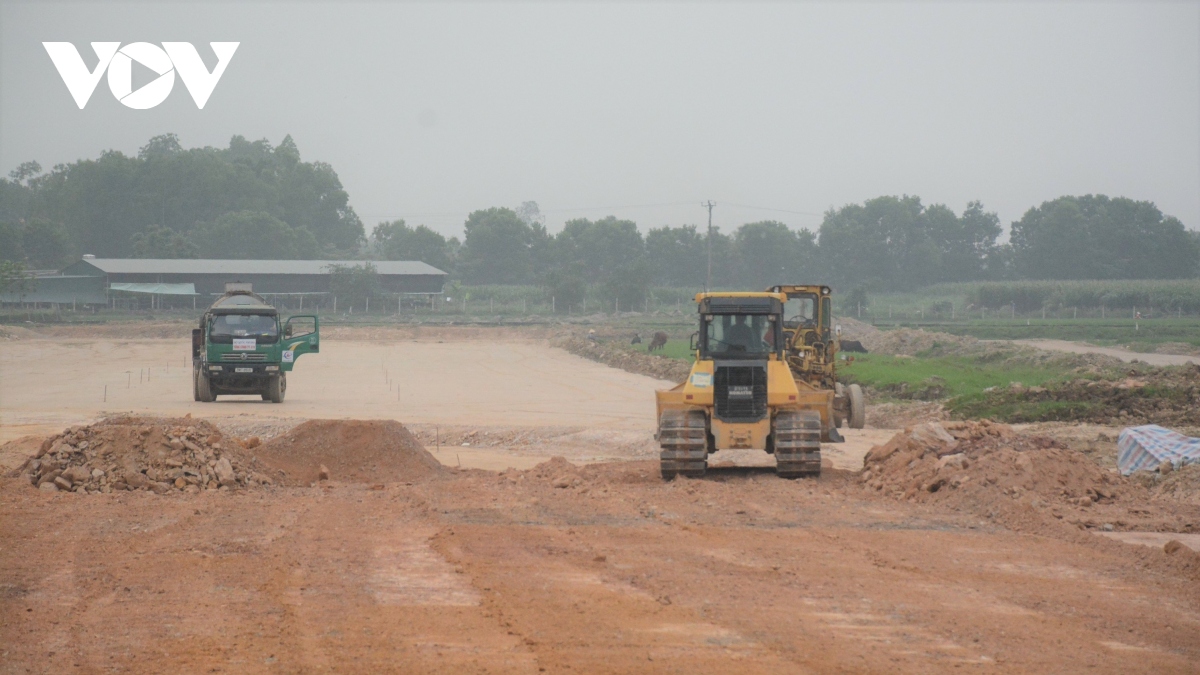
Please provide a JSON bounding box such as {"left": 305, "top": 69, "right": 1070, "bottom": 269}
{"left": 704, "top": 314, "right": 777, "bottom": 357}
{"left": 210, "top": 314, "right": 279, "bottom": 342}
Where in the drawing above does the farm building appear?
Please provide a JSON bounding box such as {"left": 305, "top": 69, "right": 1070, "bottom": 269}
{"left": 3, "top": 257, "right": 447, "bottom": 307}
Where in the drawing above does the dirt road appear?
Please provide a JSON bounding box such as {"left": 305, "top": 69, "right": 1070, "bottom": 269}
{"left": 1016, "top": 339, "right": 1199, "bottom": 366}
{"left": 2, "top": 330, "right": 1198, "bottom": 673}
{"left": 3, "top": 459, "right": 1197, "bottom": 674}
{"left": 0, "top": 336, "right": 885, "bottom": 471}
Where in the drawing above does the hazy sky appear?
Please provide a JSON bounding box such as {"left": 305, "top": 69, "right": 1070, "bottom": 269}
{"left": 3, "top": 1, "right": 1198, "bottom": 240}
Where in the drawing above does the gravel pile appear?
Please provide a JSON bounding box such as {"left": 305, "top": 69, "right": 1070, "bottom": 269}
{"left": 19, "top": 416, "right": 269, "bottom": 495}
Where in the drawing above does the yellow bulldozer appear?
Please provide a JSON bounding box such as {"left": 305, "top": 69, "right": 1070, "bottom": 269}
{"left": 654, "top": 285, "right": 865, "bottom": 479}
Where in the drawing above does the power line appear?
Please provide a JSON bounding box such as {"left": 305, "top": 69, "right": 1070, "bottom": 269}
{"left": 721, "top": 202, "right": 825, "bottom": 218}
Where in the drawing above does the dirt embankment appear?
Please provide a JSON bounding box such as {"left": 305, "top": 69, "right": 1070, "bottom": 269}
{"left": 552, "top": 334, "right": 690, "bottom": 383}
{"left": 860, "top": 421, "right": 1200, "bottom": 547}
{"left": 9, "top": 417, "right": 447, "bottom": 494}
{"left": 955, "top": 363, "right": 1200, "bottom": 427}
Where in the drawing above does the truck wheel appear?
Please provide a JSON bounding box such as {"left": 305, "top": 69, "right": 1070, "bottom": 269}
{"left": 266, "top": 373, "right": 286, "bottom": 403}
{"left": 196, "top": 369, "right": 216, "bottom": 402}
{"left": 848, "top": 383, "right": 865, "bottom": 429}
{"left": 193, "top": 367, "right": 201, "bottom": 402}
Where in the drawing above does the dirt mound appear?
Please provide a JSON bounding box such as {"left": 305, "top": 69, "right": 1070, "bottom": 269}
{"left": 1141, "top": 463, "right": 1200, "bottom": 503}
{"left": 834, "top": 317, "right": 882, "bottom": 350}
{"left": 14, "top": 416, "right": 267, "bottom": 494}
{"left": 553, "top": 335, "right": 690, "bottom": 383}
{"left": 251, "top": 419, "right": 446, "bottom": 486}
{"left": 859, "top": 420, "right": 1200, "bottom": 534}
{"left": 868, "top": 327, "right": 979, "bottom": 356}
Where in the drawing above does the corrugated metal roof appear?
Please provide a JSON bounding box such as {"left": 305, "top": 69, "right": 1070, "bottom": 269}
{"left": 73, "top": 258, "right": 447, "bottom": 276}
{"left": 110, "top": 283, "right": 198, "bottom": 295}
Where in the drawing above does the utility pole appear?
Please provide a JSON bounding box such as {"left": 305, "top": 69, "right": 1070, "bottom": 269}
{"left": 702, "top": 200, "right": 716, "bottom": 291}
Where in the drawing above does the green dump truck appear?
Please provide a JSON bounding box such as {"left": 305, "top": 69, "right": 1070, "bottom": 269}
{"left": 192, "top": 284, "right": 319, "bottom": 402}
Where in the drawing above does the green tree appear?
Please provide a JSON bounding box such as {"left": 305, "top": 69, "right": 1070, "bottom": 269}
{"left": 542, "top": 262, "right": 587, "bottom": 312}
{"left": 328, "top": 262, "right": 380, "bottom": 308}
{"left": 733, "top": 221, "right": 817, "bottom": 288}
{"left": 817, "top": 195, "right": 941, "bottom": 290}
{"left": 22, "top": 218, "right": 71, "bottom": 268}
{"left": 14, "top": 133, "right": 365, "bottom": 259}
{"left": 459, "top": 207, "right": 541, "bottom": 284}
{"left": 0, "top": 260, "right": 30, "bottom": 295}
{"left": 132, "top": 224, "right": 199, "bottom": 258}
{"left": 553, "top": 216, "right": 644, "bottom": 280}
{"left": 372, "top": 220, "right": 453, "bottom": 272}
{"left": 0, "top": 222, "right": 23, "bottom": 261}
{"left": 1010, "top": 195, "right": 1198, "bottom": 279}
{"left": 646, "top": 225, "right": 706, "bottom": 287}
{"left": 195, "top": 210, "right": 318, "bottom": 259}
{"left": 8, "top": 161, "right": 42, "bottom": 184}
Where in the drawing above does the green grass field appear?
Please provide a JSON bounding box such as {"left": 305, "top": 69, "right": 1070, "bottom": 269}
{"left": 637, "top": 340, "right": 696, "bottom": 362}
{"left": 837, "top": 353, "right": 1078, "bottom": 401}
{"left": 928, "top": 318, "right": 1200, "bottom": 349}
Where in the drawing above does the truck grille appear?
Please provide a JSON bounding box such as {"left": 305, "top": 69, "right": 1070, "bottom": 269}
{"left": 714, "top": 365, "right": 768, "bottom": 422}
{"left": 220, "top": 352, "right": 267, "bottom": 362}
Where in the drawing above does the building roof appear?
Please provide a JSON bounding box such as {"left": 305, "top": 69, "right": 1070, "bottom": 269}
{"left": 109, "top": 283, "right": 199, "bottom": 295}
{"left": 69, "top": 258, "right": 447, "bottom": 276}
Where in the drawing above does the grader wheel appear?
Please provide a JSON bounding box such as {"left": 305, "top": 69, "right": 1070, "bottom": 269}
{"left": 848, "top": 383, "right": 866, "bottom": 429}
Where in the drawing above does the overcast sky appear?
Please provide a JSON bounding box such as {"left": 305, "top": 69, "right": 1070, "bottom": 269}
{"left": 3, "top": 1, "right": 1198, "bottom": 240}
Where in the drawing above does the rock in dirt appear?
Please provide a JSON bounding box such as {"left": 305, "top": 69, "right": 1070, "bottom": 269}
{"left": 38, "top": 481, "right": 57, "bottom": 492}
{"left": 319, "top": 464, "right": 331, "bottom": 481}
{"left": 214, "top": 457, "right": 236, "bottom": 487}
{"left": 1164, "top": 540, "right": 1188, "bottom": 555}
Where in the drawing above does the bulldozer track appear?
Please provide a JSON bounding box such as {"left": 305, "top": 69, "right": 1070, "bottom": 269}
{"left": 658, "top": 409, "right": 708, "bottom": 479}
{"left": 773, "top": 410, "right": 821, "bottom": 478}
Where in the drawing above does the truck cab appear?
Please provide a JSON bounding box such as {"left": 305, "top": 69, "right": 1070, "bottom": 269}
{"left": 192, "top": 287, "right": 319, "bottom": 402}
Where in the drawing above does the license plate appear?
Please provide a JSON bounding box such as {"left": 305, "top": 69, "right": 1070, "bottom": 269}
{"left": 235, "top": 367, "right": 253, "bottom": 373}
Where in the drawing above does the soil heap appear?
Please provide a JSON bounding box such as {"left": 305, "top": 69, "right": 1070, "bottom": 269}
{"left": 859, "top": 420, "right": 1200, "bottom": 535}
{"left": 16, "top": 416, "right": 267, "bottom": 494}
{"left": 251, "top": 419, "right": 446, "bottom": 486}
{"left": 553, "top": 335, "right": 691, "bottom": 382}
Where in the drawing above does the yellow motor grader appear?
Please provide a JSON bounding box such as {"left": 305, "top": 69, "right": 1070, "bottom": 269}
{"left": 654, "top": 286, "right": 864, "bottom": 480}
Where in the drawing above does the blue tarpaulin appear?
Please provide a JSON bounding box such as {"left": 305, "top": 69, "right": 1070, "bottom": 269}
{"left": 1117, "top": 425, "right": 1200, "bottom": 475}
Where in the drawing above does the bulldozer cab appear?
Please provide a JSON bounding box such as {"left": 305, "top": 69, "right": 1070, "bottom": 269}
{"left": 696, "top": 294, "right": 785, "bottom": 360}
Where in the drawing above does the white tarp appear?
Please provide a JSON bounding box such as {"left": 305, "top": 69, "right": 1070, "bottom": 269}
{"left": 1117, "top": 425, "right": 1200, "bottom": 475}
{"left": 109, "top": 282, "right": 198, "bottom": 295}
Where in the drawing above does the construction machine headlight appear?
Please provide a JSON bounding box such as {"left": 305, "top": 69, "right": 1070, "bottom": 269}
{"left": 266, "top": 365, "right": 279, "bottom": 371}
{"left": 208, "top": 365, "right": 222, "bottom": 371}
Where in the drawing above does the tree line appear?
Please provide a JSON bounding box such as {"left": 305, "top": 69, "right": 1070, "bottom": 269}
{"left": 371, "top": 195, "right": 1198, "bottom": 309}
{"left": 0, "top": 133, "right": 364, "bottom": 269}
{"left": 2, "top": 134, "right": 1196, "bottom": 307}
